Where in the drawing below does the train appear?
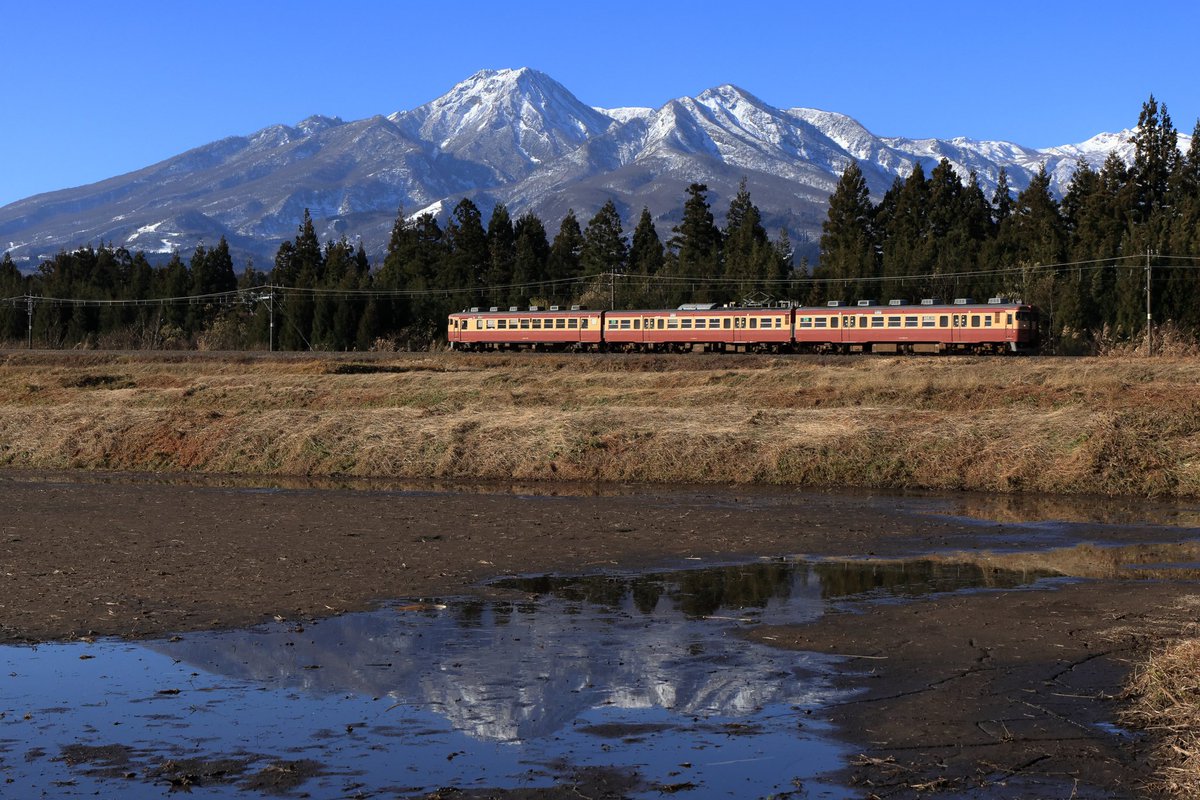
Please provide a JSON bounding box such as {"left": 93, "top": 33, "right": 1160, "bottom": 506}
{"left": 448, "top": 298, "right": 1040, "bottom": 354}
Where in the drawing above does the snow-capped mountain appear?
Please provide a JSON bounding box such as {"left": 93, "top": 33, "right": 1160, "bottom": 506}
{"left": 0, "top": 67, "right": 1181, "bottom": 271}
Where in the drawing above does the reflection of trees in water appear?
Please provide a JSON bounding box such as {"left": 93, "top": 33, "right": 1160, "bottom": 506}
{"left": 813, "top": 560, "right": 1055, "bottom": 599}
{"left": 945, "top": 493, "right": 1200, "bottom": 527}
{"left": 667, "top": 563, "right": 803, "bottom": 617}
{"left": 498, "top": 563, "right": 807, "bottom": 618}
{"left": 499, "top": 559, "right": 1057, "bottom": 615}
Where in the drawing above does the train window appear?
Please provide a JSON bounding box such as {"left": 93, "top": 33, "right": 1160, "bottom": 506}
{"left": 534, "top": 319, "right": 544, "bottom": 329}
{"left": 887, "top": 317, "right": 901, "bottom": 328}
{"left": 635, "top": 319, "right": 642, "bottom": 329}
{"left": 749, "top": 318, "right": 757, "bottom": 329}
{"left": 984, "top": 316, "right": 992, "bottom": 327}
{"left": 940, "top": 315, "right": 949, "bottom": 327}
{"left": 657, "top": 319, "right": 665, "bottom": 330}
{"left": 1007, "top": 313, "right": 1014, "bottom": 325}
{"left": 904, "top": 316, "right": 918, "bottom": 327}
{"left": 814, "top": 318, "right": 826, "bottom": 328}
{"left": 607, "top": 319, "right": 618, "bottom": 329}
{"left": 681, "top": 319, "right": 693, "bottom": 329}
{"left": 554, "top": 318, "right": 564, "bottom": 329}
{"left": 520, "top": 319, "right": 530, "bottom": 329}
{"left": 970, "top": 315, "right": 980, "bottom": 327}
{"left": 568, "top": 318, "right": 578, "bottom": 329}
{"left": 618, "top": 319, "right": 630, "bottom": 330}
{"left": 723, "top": 318, "right": 732, "bottom": 329}
{"left": 581, "top": 318, "right": 589, "bottom": 329}
{"left": 667, "top": 318, "right": 679, "bottom": 329}
{"left": 844, "top": 316, "right": 855, "bottom": 328}
{"left": 486, "top": 319, "right": 496, "bottom": 329}
{"left": 871, "top": 316, "right": 884, "bottom": 328}
{"left": 921, "top": 315, "right": 936, "bottom": 328}
{"left": 799, "top": 316, "right": 812, "bottom": 328}
{"left": 830, "top": 316, "right": 839, "bottom": 328}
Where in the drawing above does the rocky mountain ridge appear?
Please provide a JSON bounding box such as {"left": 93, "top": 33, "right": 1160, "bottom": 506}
{"left": 1, "top": 67, "right": 1179, "bottom": 271}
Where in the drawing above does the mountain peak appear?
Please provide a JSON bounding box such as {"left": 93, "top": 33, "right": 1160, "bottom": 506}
{"left": 391, "top": 66, "right": 614, "bottom": 181}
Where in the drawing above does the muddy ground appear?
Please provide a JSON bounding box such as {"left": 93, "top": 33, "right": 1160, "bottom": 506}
{"left": 2, "top": 471, "right": 1199, "bottom": 798}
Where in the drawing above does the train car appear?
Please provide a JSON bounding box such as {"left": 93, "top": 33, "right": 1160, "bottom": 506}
{"left": 603, "top": 304, "right": 793, "bottom": 353}
{"left": 795, "top": 298, "right": 1039, "bottom": 354}
{"left": 447, "top": 306, "right": 604, "bottom": 350}
{"left": 448, "top": 298, "right": 1039, "bottom": 354}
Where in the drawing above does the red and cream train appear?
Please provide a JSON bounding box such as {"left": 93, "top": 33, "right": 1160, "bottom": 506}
{"left": 448, "top": 298, "right": 1040, "bottom": 354}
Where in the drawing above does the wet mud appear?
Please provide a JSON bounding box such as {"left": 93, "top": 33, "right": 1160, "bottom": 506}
{"left": 2, "top": 471, "right": 1200, "bottom": 797}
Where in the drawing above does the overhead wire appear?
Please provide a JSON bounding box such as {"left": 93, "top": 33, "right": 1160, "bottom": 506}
{"left": 0, "top": 255, "right": 1197, "bottom": 308}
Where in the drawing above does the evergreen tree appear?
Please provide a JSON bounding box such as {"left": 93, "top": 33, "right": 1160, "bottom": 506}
{"left": 1009, "top": 164, "right": 1066, "bottom": 266}
{"left": 485, "top": 203, "right": 516, "bottom": 305}
{"left": 1163, "top": 121, "right": 1200, "bottom": 330}
{"left": 629, "top": 207, "right": 665, "bottom": 276}
{"left": 992, "top": 168, "right": 1015, "bottom": 224}
{"left": 273, "top": 210, "right": 325, "bottom": 350}
{"left": 159, "top": 251, "right": 191, "bottom": 333}
{"left": 511, "top": 213, "right": 550, "bottom": 306}
{"left": 546, "top": 209, "right": 584, "bottom": 292}
{"left": 817, "top": 161, "right": 875, "bottom": 302}
{"left": 580, "top": 200, "right": 628, "bottom": 278}
{"left": 378, "top": 211, "right": 447, "bottom": 334}
{"left": 0, "top": 253, "right": 26, "bottom": 342}
{"left": 877, "top": 163, "right": 932, "bottom": 297}
{"left": 723, "top": 179, "right": 773, "bottom": 298}
{"left": 666, "top": 183, "right": 722, "bottom": 302}
{"left": 443, "top": 198, "right": 488, "bottom": 297}
{"left": 1130, "top": 94, "right": 1180, "bottom": 223}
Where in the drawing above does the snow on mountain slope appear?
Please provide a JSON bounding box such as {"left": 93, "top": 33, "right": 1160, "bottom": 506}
{"left": 390, "top": 68, "right": 615, "bottom": 182}
{"left": 0, "top": 66, "right": 1167, "bottom": 271}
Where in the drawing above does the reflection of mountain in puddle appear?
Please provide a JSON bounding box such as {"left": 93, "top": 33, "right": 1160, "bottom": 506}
{"left": 157, "top": 560, "right": 1057, "bottom": 744}
{"left": 159, "top": 568, "right": 832, "bottom": 743}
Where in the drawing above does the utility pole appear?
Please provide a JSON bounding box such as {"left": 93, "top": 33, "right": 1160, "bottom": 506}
{"left": 25, "top": 295, "right": 33, "bottom": 350}
{"left": 1145, "top": 248, "right": 1153, "bottom": 356}
{"left": 610, "top": 271, "right": 615, "bottom": 311}
{"left": 253, "top": 286, "right": 276, "bottom": 352}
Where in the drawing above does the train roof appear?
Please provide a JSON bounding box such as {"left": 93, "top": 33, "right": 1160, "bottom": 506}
{"left": 608, "top": 299, "right": 1032, "bottom": 314}
{"left": 453, "top": 299, "right": 1033, "bottom": 316}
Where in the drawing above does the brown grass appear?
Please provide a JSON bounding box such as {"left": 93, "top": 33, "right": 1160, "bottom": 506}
{"left": 1123, "top": 638, "right": 1200, "bottom": 798}
{"left": 0, "top": 350, "right": 1198, "bottom": 496}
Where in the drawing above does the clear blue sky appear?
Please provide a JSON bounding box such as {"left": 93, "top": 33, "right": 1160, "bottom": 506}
{"left": 3, "top": 0, "right": 1198, "bottom": 207}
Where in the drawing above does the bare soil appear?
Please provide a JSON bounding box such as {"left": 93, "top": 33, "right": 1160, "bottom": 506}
{"left": 2, "top": 472, "right": 1198, "bottom": 797}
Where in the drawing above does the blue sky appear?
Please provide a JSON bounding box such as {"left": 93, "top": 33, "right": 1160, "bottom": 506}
{"left": 2, "top": 0, "right": 1198, "bottom": 207}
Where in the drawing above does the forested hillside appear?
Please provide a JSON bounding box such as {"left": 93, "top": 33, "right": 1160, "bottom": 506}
{"left": 2, "top": 96, "right": 1197, "bottom": 353}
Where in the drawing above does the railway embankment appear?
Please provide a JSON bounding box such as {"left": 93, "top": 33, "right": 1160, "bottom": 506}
{"left": 0, "top": 350, "right": 1196, "bottom": 498}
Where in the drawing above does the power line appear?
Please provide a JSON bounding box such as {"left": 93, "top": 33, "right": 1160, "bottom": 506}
{"left": 1, "top": 256, "right": 1198, "bottom": 308}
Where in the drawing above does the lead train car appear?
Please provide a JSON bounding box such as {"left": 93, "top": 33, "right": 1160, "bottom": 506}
{"left": 447, "top": 299, "right": 1039, "bottom": 354}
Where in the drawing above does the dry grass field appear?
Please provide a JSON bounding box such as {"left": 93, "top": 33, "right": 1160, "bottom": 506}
{"left": 3, "top": 348, "right": 1200, "bottom": 794}
{"left": 0, "top": 350, "right": 1197, "bottom": 497}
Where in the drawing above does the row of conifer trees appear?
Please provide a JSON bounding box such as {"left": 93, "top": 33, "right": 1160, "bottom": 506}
{"left": 2, "top": 95, "right": 1197, "bottom": 351}
{"left": 816, "top": 96, "right": 1200, "bottom": 348}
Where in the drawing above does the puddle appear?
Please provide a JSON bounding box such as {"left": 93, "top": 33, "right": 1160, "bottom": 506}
{"left": 0, "top": 559, "right": 1058, "bottom": 798}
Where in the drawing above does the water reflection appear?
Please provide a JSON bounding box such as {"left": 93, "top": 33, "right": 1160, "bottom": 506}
{"left": 0, "top": 559, "right": 1056, "bottom": 799}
